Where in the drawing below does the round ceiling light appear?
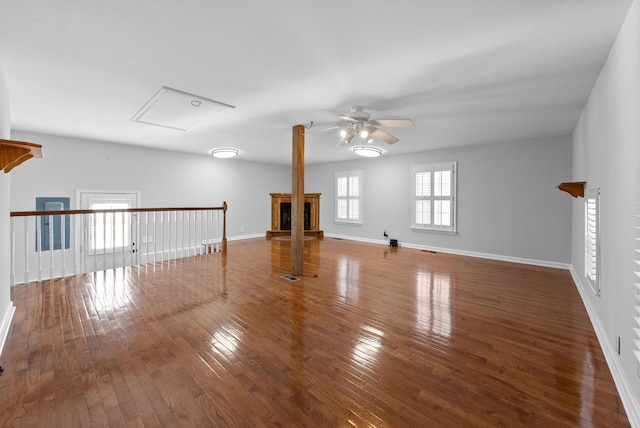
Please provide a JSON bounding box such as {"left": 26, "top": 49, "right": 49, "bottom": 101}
{"left": 210, "top": 148, "right": 238, "bottom": 158}
{"left": 353, "top": 146, "right": 382, "bottom": 157}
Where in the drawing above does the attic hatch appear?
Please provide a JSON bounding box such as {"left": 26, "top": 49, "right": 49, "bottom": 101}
{"left": 131, "top": 86, "right": 235, "bottom": 131}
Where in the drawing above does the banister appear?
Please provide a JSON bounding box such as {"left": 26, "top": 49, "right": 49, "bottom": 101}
{"left": 10, "top": 203, "right": 228, "bottom": 276}
{"left": 10, "top": 206, "right": 226, "bottom": 217}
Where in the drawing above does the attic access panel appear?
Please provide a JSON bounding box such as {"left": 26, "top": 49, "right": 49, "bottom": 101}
{"left": 131, "top": 86, "right": 235, "bottom": 131}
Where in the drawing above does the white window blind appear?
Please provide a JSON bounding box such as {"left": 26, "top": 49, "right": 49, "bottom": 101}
{"left": 633, "top": 205, "right": 640, "bottom": 365}
{"left": 585, "top": 187, "right": 600, "bottom": 295}
{"left": 335, "top": 170, "right": 363, "bottom": 224}
{"left": 412, "top": 162, "right": 456, "bottom": 232}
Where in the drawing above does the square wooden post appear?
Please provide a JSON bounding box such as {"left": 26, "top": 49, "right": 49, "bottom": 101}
{"left": 291, "top": 125, "right": 305, "bottom": 276}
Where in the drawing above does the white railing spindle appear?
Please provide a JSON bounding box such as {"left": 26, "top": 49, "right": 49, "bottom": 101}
{"left": 60, "top": 212, "right": 66, "bottom": 278}
{"left": 33, "top": 216, "right": 40, "bottom": 282}
{"left": 72, "top": 215, "right": 78, "bottom": 276}
{"left": 48, "top": 214, "right": 55, "bottom": 280}
{"left": 111, "top": 211, "right": 116, "bottom": 269}
{"left": 10, "top": 217, "right": 15, "bottom": 286}
{"left": 153, "top": 211, "right": 157, "bottom": 264}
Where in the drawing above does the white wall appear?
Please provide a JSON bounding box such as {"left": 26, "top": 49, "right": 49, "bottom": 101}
{"left": 307, "top": 136, "right": 573, "bottom": 266}
{"left": 571, "top": 0, "right": 640, "bottom": 424}
{"left": 10, "top": 131, "right": 291, "bottom": 238}
{"left": 0, "top": 63, "right": 15, "bottom": 356}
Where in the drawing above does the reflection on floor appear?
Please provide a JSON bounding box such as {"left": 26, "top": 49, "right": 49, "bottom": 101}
{"left": 0, "top": 237, "right": 630, "bottom": 427}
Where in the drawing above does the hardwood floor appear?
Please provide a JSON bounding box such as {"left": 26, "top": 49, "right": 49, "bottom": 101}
{"left": 0, "top": 237, "right": 630, "bottom": 427}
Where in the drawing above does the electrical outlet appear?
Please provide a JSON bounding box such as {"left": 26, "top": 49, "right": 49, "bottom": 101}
{"left": 383, "top": 230, "right": 388, "bottom": 238}
{"left": 615, "top": 335, "right": 621, "bottom": 355}
{"left": 240, "top": 226, "right": 244, "bottom": 232}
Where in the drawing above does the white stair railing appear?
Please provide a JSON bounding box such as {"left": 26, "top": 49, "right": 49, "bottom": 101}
{"left": 9, "top": 203, "right": 227, "bottom": 286}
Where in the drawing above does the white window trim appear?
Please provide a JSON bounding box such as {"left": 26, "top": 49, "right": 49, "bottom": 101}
{"left": 585, "top": 187, "right": 600, "bottom": 296}
{"left": 411, "top": 161, "right": 457, "bottom": 233}
{"left": 334, "top": 170, "right": 363, "bottom": 225}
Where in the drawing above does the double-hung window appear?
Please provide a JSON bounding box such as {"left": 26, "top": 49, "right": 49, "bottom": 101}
{"left": 335, "top": 170, "right": 363, "bottom": 224}
{"left": 411, "top": 162, "right": 456, "bottom": 232}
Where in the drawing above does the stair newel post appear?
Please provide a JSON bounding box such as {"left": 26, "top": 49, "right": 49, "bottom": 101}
{"left": 222, "top": 201, "right": 228, "bottom": 253}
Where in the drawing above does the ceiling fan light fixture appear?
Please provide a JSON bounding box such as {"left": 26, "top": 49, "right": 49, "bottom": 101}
{"left": 329, "top": 106, "right": 413, "bottom": 147}
{"left": 346, "top": 131, "right": 356, "bottom": 144}
{"left": 353, "top": 145, "right": 382, "bottom": 157}
{"left": 210, "top": 148, "right": 238, "bottom": 158}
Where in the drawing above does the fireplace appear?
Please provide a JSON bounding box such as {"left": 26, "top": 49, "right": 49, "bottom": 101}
{"left": 279, "top": 202, "right": 311, "bottom": 231}
{"left": 267, "top": 193, "right": 323, "bottom": 239}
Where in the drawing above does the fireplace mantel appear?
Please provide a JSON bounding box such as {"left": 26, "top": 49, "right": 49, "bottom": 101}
{"left": 267, "top": 193, "right": 323, "bottom": 239}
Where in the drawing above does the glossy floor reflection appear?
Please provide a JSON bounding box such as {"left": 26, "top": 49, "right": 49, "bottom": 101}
{"left": 0, "top": 238, "right": 630, "bottom": 427}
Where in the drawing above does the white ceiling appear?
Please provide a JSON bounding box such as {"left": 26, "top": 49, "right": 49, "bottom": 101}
{"left": 0, "top": 0, "right": 633, "bottom": 165}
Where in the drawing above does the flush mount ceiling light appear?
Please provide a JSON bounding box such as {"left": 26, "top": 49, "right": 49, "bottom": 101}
{"left": 353, "top": 145, "right": 382, "bottom": 157}
{"left": 210, "top": 148, "right": 238, "bottom": 158}
{"left": 131, "top": 86, "right": 235, "bottom": 131}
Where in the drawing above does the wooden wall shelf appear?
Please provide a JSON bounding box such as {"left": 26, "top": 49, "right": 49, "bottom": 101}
{"left": 0, "top": 139, "right": 43, "bottom": 173}
{"left": 557, "top": 181, "right": 586, "bottom": 198}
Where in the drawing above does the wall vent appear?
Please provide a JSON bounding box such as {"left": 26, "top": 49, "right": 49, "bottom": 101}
{"left": 131, "top": 86, "right": 235, "bottom": 131}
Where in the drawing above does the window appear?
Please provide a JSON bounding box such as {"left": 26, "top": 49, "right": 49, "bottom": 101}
{"left": 90, "top": 201, "right": 131, "bottom": 252}
{"left": 412, "top": 162, "right": 456, "bottom": 232}
{"left": 585, "top": 187, "right": 600, "bottom": 295}
{"left": 335, "top": 170, "right": 363, "bottom": 224}
{"left": 78, "top": 191, "right": 139, "bottom": 253}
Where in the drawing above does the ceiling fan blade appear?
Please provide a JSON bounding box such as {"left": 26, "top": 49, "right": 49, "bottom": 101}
{"left": 337, "top": 115, "right": 359, "bottom": 123}
{"left": 371, "top": 128, "right": 399, "bottom": 144}
{"left": 369, "top": 119, "right": 414, "bottom": 127}
{"left": 304, "top": 125, "right": 342, "bottom": 134}
{"left": 337, "top": 130, "right": 356, "bottom": 146}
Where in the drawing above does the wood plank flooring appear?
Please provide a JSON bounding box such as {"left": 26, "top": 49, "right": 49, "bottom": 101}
{"left": 0, "top": 237, "right": 631, "bottom": 427}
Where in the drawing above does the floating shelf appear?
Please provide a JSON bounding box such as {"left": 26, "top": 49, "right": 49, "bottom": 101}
{"left": 557, "top": 181, "right": 586, "bottom": 198}
{"left": 0, "top": 139, "right": 43, "bottom": 173}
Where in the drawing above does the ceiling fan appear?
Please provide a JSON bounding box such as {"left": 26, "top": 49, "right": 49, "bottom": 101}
{"left": 311, "top": 106, "right": 414, "bottom": 146}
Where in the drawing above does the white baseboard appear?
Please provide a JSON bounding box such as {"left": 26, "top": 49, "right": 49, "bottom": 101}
{"left": 227, "top": 233, "right": 264, "bottom": 241}
{"left": 325, "top": 233, "right": 385, "bottom": 246}
{"left": 136, "top": 235, "right": 265, "bottom": 262}
{"left": 569, "top": 267, "right": 640, "bottom": 428}
{"left": 324, "top": 233, "right": 638, "bottom": 426}
{"left": 324, "top": 234, "right": 571, "bottom": 270}
{"left": 0, "top": 302, "right": 15, "bottom": 358}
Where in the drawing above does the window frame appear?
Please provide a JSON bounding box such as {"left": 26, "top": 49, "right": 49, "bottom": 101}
{"left": 411, "top": 161, "right": 457, "bottom": 233}
{"left": 334, "top": 170, "right": 363, "bottom": 225}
